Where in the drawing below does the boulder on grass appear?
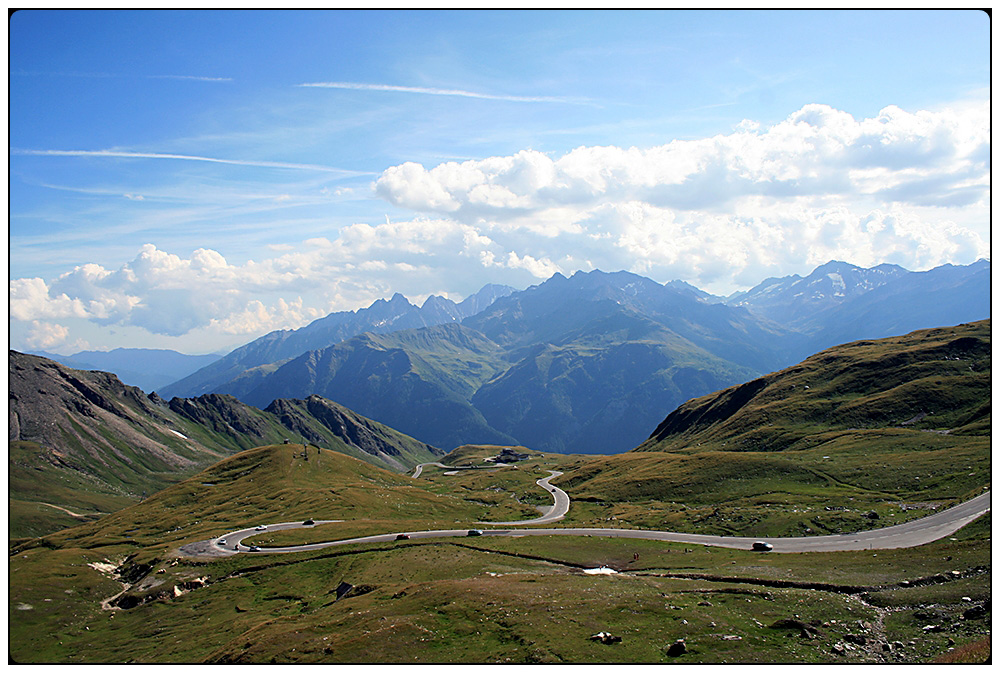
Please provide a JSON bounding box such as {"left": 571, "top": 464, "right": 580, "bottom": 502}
{"left": 667, "top": 639, "right": 686, "bottom": 656}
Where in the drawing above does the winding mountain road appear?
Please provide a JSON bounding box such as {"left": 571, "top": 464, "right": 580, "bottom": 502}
{"left": 411, "top": 462, "right": 569, "bottom": 525}
{"left": 198, "top": 464, "right": 990, "bottom": 556}
{"left": 478, "top": 471, "right": 569, "bottom": 526}
{"left": 410, "top": 461, "right": 511, "bottom": 478}
{"left": 411, "top": 462, "right": 454, "bottom": 478}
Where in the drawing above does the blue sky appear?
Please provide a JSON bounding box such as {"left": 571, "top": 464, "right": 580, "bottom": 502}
{"left": 9, "top": 9, "right": 990, "bottom": 355}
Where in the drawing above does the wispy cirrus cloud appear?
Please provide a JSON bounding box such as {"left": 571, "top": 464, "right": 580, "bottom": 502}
{"left": 148, "top": 74, "right": 234, "bottom": 82}
{"left": 12, "top": 148, "right": 371, "bottom": 175}
{"left": 297, "top": 80, "right": 590, "bottom": 105}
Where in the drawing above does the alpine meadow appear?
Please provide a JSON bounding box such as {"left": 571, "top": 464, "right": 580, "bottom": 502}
{"left": 8, "top": 9, "right": 991, "bottom": 665}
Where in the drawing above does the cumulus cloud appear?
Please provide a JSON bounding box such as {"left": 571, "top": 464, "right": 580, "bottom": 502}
{"left": 12, "top": 244, "right": 321, "bottom": 337}
{"left": 374, "top": 100, "right": 989, "bottom": 292}
{"left": 8, "top": 221, "right": 523, "bottom": 343}
{"left": 25, "top": 321, "right": 72, "bottom": 350}
{"left": 10, "top": 99, "right": 989, "bottom": 351}
{"left": 208, "top": 297, "right": 322, "bottom": 335}
{"left": 376, "top": 102, "right": 988, "bottom": 219}
{"left": 482, "top": 250, "right": 561, "bottom": 279}
{"left": 10, "top": 277, "right": 89, "bottom": 320}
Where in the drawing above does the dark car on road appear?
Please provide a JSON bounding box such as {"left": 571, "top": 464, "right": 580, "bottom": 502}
{"left": 752, "top": 541, "right": 773, "bottom": 552}
{"left": 395, "top": 534, "right": 410, "bottom": 541}
{"left": 303, "top": 519, "right": 315, "bottom": 525}
{"left": 467, "top": 529, "right": 483, "bottom": 536}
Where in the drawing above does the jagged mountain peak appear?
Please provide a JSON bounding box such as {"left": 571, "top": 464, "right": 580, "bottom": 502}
{"left": 726, "top": 260, "right": 912, "bottom": 326}
{"left": 160, "top": 282, "right": 515, "bottom": 400}
{"left": 421, "top": 294, "right": 451, "bottom": 309}
{"left": 664, "top": 279, "right": 721, "bottom": 303}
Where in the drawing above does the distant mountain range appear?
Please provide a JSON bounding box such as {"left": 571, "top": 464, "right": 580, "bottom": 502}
{"left": 204, "top": 269, "right": 791, "bottom": 453}
{"left": 158, "top": 283, "right": 515, "bottom": 399}
{"left": 724, "top": 259, "right": 990, "bottom": 360}
{"left": 28, "top": 348, "right": 222, "bottom": 393}
{"left": 726, "top": 260, "right": 909, "bottom": 325}
{"left": 69, "top": 259, "right": 990, "bottom": 455}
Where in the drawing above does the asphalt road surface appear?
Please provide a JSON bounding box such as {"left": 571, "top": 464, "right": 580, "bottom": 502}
{"left": 208, "top": 519, "right": 342, "bottom": 553}
{"left": 411, "top": 462, "right": 453, "bottom": 478}
{"left": 201, "top": 471, "right": 989, "bottom": 556}
{"left": 411, "top": 461, "right": 509, "bottom": 478}
{"left": 477, "top": 471, "right": 569, "bottom": 526}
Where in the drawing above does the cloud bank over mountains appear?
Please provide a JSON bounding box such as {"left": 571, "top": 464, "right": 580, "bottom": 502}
{"left": 10, "top": 100, "right": 989, "bottom": 353}
{"left": 375, "top": 101, "right": 988, "bottom": 285}
{"left": 378, "top": 102, "right": 988, "bottom": 215}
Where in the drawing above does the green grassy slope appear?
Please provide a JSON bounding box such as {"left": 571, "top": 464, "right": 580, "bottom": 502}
{"left": 8, "top": 457, "right": 989, "bottom": 664}
{"left": 639, "top": 320, "right": 990, "bottom": 452}
{"left": 551, "top": 321, "right": 990, "bottom": 536}
{"left": 15, "top": 444, "right": 476, "bottom": 557}
{"left": 9, "top": 352, "right": 442, "bottom": 538}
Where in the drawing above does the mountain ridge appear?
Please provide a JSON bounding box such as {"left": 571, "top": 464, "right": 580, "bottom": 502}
{"left": 9, "top": 351, "right": 443, "bottom": 538}
{"left": 159, "top": 282, "right": 516, "bottom": 400}
{"left": 173, "top": 260, "right": 989, "bottom": 454}
{"left": 639, "top": 319, "right": 991, "bottom": 452}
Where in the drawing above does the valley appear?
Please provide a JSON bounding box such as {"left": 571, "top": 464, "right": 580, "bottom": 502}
{"left": 202, "top": 466, "right": 989, "bottom": 556}
{"left": 11, "top": 10, "right": 990, "bottom": 666}
{"left": 8, "top": 352, "right": 444, "bottom": 539}
{"left": 146, "top": 260, "right": 989, "bottom": 455}
{"left": 8, "top": 287, "right": 991, "bottom": 664}
{"left": 8, "top": 441, "right": 990, "bottom": 664}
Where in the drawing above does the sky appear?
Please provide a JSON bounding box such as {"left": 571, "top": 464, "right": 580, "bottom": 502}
{"left": 9, "top": 9, "right": 991, "bottom": 355}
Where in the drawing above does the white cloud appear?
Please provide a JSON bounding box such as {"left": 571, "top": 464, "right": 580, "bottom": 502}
{"left": 10, "top": 277, "right": 89, "bottom": 320}
{"left": 10, "top": 99, "right": 989, "bottom": 352}
{"left": 13, "top": 244, "right": 309, "bottom": 337}
{"left": 13, "top": 149, "right": 368, "bottom": 175}
{"left": 208, "top": 297, "right": 322, "bottom": 335}
{"left": 8, "top": 224, "right": 522, "bottom": 343}
{"left": 501, "top": 252, "right": 562, "bottom": 279}
{"left": 297, "top": 81, "right": 585, "bottom": 104}
{"left": 25, "top": 321, "right": 71, "bottom": 350}
{"left": 374, "top": 100, "right": 989, "bottom": 293}
{"left": 377, "top": 101, "right": 989, "bottom": 218}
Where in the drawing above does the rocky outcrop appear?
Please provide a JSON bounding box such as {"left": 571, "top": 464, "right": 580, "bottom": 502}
{"left": 263, "top": 398, "right": 329, "bottom": 445}
{"left": 168, "top": 394, "right": 270, "bottom": 438}
{"left": 263, "top": 395, "right": 439, "bottom": 460}
{"left": 10, "top": 351, "right": 163, "bottom": 446}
